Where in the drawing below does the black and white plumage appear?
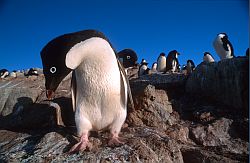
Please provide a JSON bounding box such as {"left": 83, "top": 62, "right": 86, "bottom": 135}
{"left": 117, "top": 49, "right": 138, "bottom": 68}
{"left": 138, "top": 59, "right": 150, "bottom": 76}
{"left": 213, "top": 33, "right": 235, "bottom": 60}
{"left": 203, "top": 52, "right": 215, "bottom": 63}
{"left": 166, "top": 50, "right": 180, "bottom": 72}
{"left": 40, "top": 29, "right": 133, "bottom": 153}
{"left": 151, "top": 62, "right": 157, "bottom": 72}
{"left": 0, "top": 69, "right": 9, "bottom": 78}
{"left": 156, "top": 52, "right": 166, "bottom": 72}
{"left": 186, "top": 60, "right": 195, "bottom": 74}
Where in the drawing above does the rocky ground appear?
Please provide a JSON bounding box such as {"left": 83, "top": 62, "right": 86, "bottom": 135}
{"left": 0, "top": 57, "right": 248, "bottom": 162}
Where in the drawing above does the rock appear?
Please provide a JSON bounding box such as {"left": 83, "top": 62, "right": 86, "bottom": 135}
{"left": 186, "top": 57, "right": 249, "bottom": 113}
{"left": 126, "top": 84, "right": 175, "bottom": 129}
{"left": 190, "top": 118, "right": 233, "bottom": 146}
{"left": 9, "top": 72, "right": 17, "bottom": 78}
{"left": 0, "top": 64, "right": 248, "bottom": 162}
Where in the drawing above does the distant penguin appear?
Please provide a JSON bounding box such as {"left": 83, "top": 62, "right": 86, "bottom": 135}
{"left": 186, "top": 60, "right": 195, "bottom": 75}
{"left": 138, "top": 59, "right": 150, "bottom": 76}
{"left": 9, "top": 71, "right": 17, "bottom": 78}
{"left": 40, "top": 29, "right": 133, "bottom": 153}
{"left": 156, "top": 52, "right": 166, "bottom": 72}
{"left": 203, "top": 52, "right": 215, "bottom": 63}
{"left": 166, "top": 50, "right": 180, "bottom": 73}
{"left": 151, "top": 62, "right": 157, "bottom": 72}
{"left": 0, "top": 69, "right": 9, "bottom": 78}
{"left": 117, "top": 49, "right": 138, "bottom": 68}
{"left": 28, "top": 68, "right": 39, "bottom": 76}
{"left": 213, "top": 33, "right": 235, "bottom": 60}
{"left": 246, "top": 48, "right": 249, "bottom": 57}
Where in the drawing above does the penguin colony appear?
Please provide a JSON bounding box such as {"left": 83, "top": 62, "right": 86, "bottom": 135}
{"left": 136, "top": 32, "right": 246, "bottom": 76}
{"left": 38, "top": 30, "right": 247, "bottom": 153}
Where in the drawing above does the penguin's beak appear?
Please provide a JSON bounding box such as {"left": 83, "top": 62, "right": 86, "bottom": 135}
{"left": 46, "top": 90, "right": 55, "bottom": 100}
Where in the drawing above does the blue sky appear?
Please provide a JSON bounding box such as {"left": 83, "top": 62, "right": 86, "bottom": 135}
{"left": 0, "top": 0, "right": 249, "bottom": 71}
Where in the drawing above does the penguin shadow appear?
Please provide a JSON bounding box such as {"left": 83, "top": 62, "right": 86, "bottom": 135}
{"left": 0, "top": 96, "right": 77, "bottom": 155}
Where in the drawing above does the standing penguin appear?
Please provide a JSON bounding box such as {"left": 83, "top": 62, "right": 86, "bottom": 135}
{"left": 213, "top": 33, "right": 235, "bottom": 60}
{"left": 151, "top": 62, "right": 157, "bottom": 72}
{"left": 203, "top": 52, "right": 215, "bottom": 63}
{"left": 156, "top": 52, "right": 166, "bottom": 72}
{"left": 117, "top": 49, "right": 138, "bottom": 69}
{"left": 186, "top": 60, "right": 195, "bottom": 75}
{"left": 40, "top": 29, "right": 132, "bottom": 152}
{"left": 166, "top": 50, "right": 180, "bottom": 73}
{"left": 138, "top": 59, "right": 150, "bottom": 76}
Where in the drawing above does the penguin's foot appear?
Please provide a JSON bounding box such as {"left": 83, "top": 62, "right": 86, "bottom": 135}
{"left": 108, "top": 134, "right": 125, "bottom": 147}
{"left": 69, "top": 134, "right": 92, "bottom": 153}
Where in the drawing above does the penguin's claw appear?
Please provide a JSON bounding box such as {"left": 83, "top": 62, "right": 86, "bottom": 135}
{"left": 69, "top": 134, "right": 92, "bottom": 153}
{"left": 108, "top": 136, "right": 125, "bottom": 147}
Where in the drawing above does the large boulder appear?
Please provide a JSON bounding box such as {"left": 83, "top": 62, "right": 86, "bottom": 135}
{"left": 186, "top": 57, "right": 249, "bottom": 113}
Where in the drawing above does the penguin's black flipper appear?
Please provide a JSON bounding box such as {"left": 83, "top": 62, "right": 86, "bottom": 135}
{"left": 117, "top": 59, "right": 135, "bottom": 110}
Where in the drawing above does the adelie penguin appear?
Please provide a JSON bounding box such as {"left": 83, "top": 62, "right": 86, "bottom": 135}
{"left": 166, "top": 50, "right": 180, "bottom": 73}
{"left": 186, "top": 60, "right": 195, "bottom": 75}
{"left": 117, "top": 49, "right": 138, "bottom": 70}
{"left": 151, "top": 62, "right": 157, "bottom": 73}
{"left": 203, "top": 52, "right": 215, "bottom": 63}
{"left": 40, "top": 29, "right": 134, "bottom": 153}
{"left": 156, "top": 52, "right": 166, "bottom": 72}
{"left": 213, "top": 33, "right": 235, "bottom": 60}
{"left": 138, "top": 59, "right": 150, "bottom": 76}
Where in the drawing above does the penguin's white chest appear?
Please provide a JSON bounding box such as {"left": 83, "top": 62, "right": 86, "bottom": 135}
{"left": 203, "top": 55, "right": 215, "bottom": 63}
{"left": 67, "top": 38, "right": 127, "bottom": 131}
{"left": 157, "top": 56, "right": 166, "bottom": 72}
{"left": 139, "top": 65, "right": 148, "bottom": 76}
{"left": 213, "top": 38, "right": 232, "bottom": 59}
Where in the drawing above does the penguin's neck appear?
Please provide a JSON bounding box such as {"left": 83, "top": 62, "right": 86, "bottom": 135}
{"left": 66, "top": 37, "right": 116, "bottom": 70}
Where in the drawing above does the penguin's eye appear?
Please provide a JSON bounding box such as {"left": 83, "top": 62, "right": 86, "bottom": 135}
{"left": 127, "top": 56, "right": 131, "bottom": 59}
{"left": 50, "top": 67, "right": 57, "bottom": 74}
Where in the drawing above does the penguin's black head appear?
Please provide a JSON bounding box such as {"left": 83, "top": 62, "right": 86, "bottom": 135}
{"left": 204, "top": 52, "right": 211, "bottom": 56}
{"left": 140, "top": 59, "right": 148, "bottom": 65}
{"left": 187, "top": 60, "right": 195, "bottom": 67}
{"left": 117, "top": 49, "right": 138, "bottom": 68}
{"left": 160, "top": 52, "right": 165, "bottom": 56}
{"left": 40, "top": 36, "right": 74, "bottom": 99}
{"left": 41, "top": 46, "right": 72, "bottom": 99}
{"left": 169, "top": 50, "right": 180, "bottom": 58}
{"left": 217, "top": 33, "right": 228, "bottom": 40}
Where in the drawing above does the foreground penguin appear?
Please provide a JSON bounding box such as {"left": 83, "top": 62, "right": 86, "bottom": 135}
{"left": 117, "top": 49, "right": 138, "bottom": 69}
{"left": 40, "top": 29, "right": 132, "bottom": 152}
{"left": 156, "top": 52, "right": 166, "bottom": 72}
{"left": 213, "top": 33, "right": 235, "bottom": 60}
{"left": 138, "top": 59, "right": 150, "bottom": 76}
{"left": 166, "top": 50, "right": 180, "bottom": 73}
{"left": 203, "top": 52, "right": 215, "bottom": 63}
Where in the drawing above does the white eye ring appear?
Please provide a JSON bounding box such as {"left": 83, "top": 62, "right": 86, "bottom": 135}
{"left": 127, "top": 56, "right": 131, "bottom": 59}
{"left": 50, "top": 67, "right": 57, "bottom": 73}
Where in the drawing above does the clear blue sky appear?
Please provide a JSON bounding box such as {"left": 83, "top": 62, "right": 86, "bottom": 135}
{"left": 0, "top": 0, "right": 249, "bottom": 71}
